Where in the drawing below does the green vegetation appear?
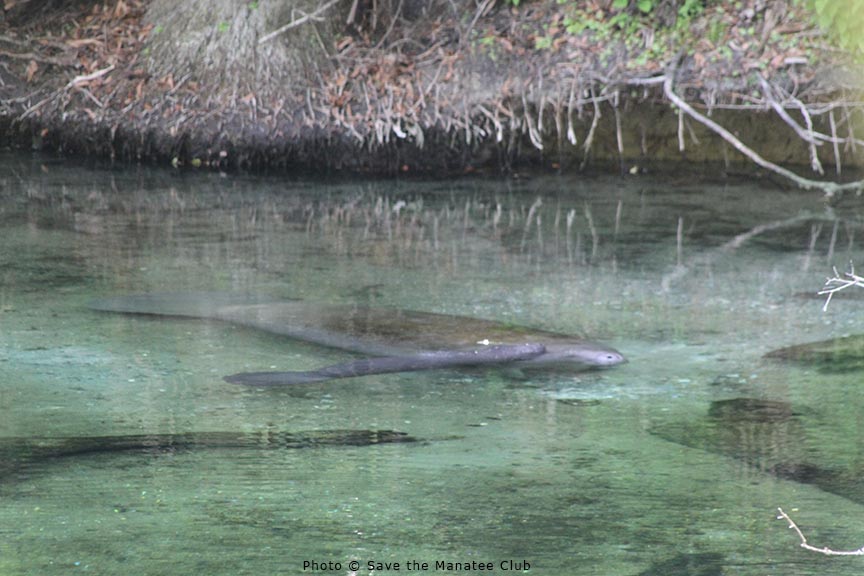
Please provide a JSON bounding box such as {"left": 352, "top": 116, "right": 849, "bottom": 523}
{"left": 506, "top": 0, "right": 860, "bottom": 64}
{"left": 807, "top": 0, "right": 864, "bottom": 58}
{"left": 519, "top": 0, "right": 733, "bottom": 68}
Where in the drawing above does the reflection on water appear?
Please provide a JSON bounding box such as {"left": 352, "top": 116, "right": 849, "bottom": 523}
{"left": 4, "top": 152, "right": 864, "bottom": 574}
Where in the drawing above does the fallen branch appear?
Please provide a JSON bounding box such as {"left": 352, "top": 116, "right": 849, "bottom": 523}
{"left": 66, "top": 64, "right": 115, "bottom": 89}
{"left": 819, "top": 263, "right": 864, "bottom": 311}
{"left": 0, "top": 49, "right": 73, "bottom": 67}
{"left": 662, "top": 73, "right": 864, "bottom": 198}
{"left": 757, "top": 73, "right": 821, "bottom": 149}
{"left": 259, "top": 0, "right": 341, "bottom": 45}
{"left": 777, "top": 508, "right": 864, "bottom": 556}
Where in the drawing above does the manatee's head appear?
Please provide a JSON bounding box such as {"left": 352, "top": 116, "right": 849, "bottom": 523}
{"left": 523, "top": 341, "right": 626, "bottom": 370}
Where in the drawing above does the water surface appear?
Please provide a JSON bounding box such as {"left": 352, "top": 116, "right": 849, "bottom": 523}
{"left": 3, "top": 152, "right": 864, "bottom": 575}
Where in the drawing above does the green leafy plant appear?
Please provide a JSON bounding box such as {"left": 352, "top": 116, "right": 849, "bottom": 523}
{"left": 535, "top": 35, "right": 553, "bottom": 49}
{"left": 807, "top": 0, "right": 864, "bottom": 57}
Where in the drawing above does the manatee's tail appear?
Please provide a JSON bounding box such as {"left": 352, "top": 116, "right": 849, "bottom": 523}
{"left": 226, "top": 343, "right": 547, "bottom": 386}
{"left": 89, "top": 292, "right": 276, "bottom": 319}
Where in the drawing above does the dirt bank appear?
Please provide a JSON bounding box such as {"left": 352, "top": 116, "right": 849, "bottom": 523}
{"left": 0, "top": 0, "right": 862, "bottom": 181}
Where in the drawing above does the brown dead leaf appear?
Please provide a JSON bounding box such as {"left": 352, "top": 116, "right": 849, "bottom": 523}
{"left": 25, "top": 60, "right": 38, "bottom": 82}
{"left": 335, "top": 36, "right": 353, "bottom": 52}
{"left": 770, "top": 53, "right": 786, "bottom": 69}
{"left": 113, "top": 0, "right": 129, "bottom": 19}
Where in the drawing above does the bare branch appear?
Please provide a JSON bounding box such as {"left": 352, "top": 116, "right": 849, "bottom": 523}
{"left": 662, "top": 73, "right": 864, "bottom": 198}
{"left": 829, "top": 109, "right": 841, "bottom": 175}
{"left": 819, "top": 263, "right": 864, "bottom": 311}
{"left": 580, "top": 86, "right": 600, "bottom": 170}
{"left": 758, "top": 74, "right": 821, "bottom": 147}
{"left": 777, "top": 508, "right": 864, "bottom": 556}
{"left": 259, "top": 0, "right": 341, "bottom": 45}
{"left": 66, "top": 65, "right": 115, "bottom": 89}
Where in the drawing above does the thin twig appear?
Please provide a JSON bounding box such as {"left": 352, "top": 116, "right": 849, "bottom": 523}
{"left": 777, "top": 508, "right": 864, "bottom": 556}
{"left": 374, "top": 0, "right": 403, "bottom": 49}
{"left": 580, "top": 86, "right": 600, "bottom": 169}
{"left": 66, "top": 64, "right": 115, "bottom": 89}
{"left": 819, "top": 263, "right": 864, "bottom": 311}
{"left": 259, "top": 0, "right": 341, "bottom": 45}
{"left": 567, "top": 78, "right": 578, "bottom": 145}
{"left": 758, "top": 74, "right": 821, "bottom": 146}
{"left": 829, "top": 109, "right": 841, "bottom": 175}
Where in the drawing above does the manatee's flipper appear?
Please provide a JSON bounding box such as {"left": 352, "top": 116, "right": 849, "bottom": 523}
{"left": 225, "top": 343, "right": 547, "bottom": 386}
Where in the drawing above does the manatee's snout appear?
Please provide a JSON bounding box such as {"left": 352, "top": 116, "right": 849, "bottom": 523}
{"left": 525, "top": 342, "right": 626, "bottom": 369}
{"left": 595, "top": 349, "right": 626, "bottom": 367}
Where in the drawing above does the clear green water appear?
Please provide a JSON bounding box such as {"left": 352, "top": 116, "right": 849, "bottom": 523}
{"left": 3, "top": 152, "right": 864, "bottom": 575}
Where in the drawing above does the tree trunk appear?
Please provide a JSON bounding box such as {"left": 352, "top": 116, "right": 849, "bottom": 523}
{"left": 143, "top": 0, "right": 348, "bottom": 102}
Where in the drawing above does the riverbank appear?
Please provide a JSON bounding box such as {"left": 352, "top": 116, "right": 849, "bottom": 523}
{"left": 1, "top": 0, "right": 862, "bottom": 181}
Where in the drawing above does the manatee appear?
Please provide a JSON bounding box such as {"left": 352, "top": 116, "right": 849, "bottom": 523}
{"left": 650, "top": 398, "right": 864, "bottom": 502}
{"left": 764, "top": 335, "right": 864, "bottom": 373}
{"left": 90, "top": 293, "right": 625, "bottom": 385}
{"left": 634, "top": 552, "right": 725, "bottom": 576}
{"left": 0, "top": 429, "right": 415, "bottom": 483}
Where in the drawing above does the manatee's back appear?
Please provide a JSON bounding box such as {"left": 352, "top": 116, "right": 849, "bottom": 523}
{"left": 89, "top": 292, "right": 278, "bottom": 319}
{"left": 90, "top": 293, "right": 582, "bottom": 356}
{"left": 219, "top": 304, "right": 578, "bottom": 352}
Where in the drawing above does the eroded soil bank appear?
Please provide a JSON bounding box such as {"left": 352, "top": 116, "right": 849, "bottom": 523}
{"left": 0, "top": 0, "right": 862, "bottom": 176}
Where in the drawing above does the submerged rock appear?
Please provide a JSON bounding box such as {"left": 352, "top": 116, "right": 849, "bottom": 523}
{"left": 764, "top": 335, "right": 864, "bottom": 373}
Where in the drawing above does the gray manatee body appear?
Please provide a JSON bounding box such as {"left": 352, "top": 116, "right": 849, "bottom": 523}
{"left": 90, "top": 293, "right": 625, "bottom": 385}
{"left": 0, "top": 429, "right": 416, "bottom": 482}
